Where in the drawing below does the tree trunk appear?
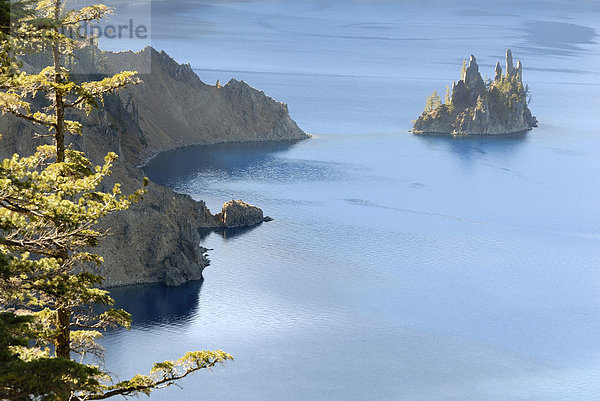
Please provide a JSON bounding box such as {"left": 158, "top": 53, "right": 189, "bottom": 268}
{"left": 55, "top": 306, "right": 70, "bottom": 359}
{"left": 53, "top": 0, "right": 65, "bottom": 163}
{"left": 56, "top": 305, "right": 71, "bottom": 401}
{"left": 51, "top": 0, "right": 71, "bottom": 369}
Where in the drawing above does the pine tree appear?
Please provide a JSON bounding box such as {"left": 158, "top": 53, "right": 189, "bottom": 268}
{"left": 0, "top": 1, "right": 232, "bottom": 399}
{"left": 425, "top": 90, "right": 441, "bottom": 112}
{"left": 0, "top": 0, "right": 36, "bottom": 35}
{"left": 460, "top": 58, "right": 467, "bottom": 80}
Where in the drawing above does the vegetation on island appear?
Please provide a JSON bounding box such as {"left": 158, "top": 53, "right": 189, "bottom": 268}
{"left": 424, "top": 91, "right": 441, "bottom": 112}
{"left": 423, "top": 74, "right": 528, "bottom": 121}
{"left": 0, "top": 1, "right": 231, "bottom": 400}
{"left": 414, "top": 49, "right": 537, "bottom": 136}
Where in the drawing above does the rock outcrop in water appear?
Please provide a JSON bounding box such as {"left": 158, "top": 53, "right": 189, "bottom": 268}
{"left": 0, "top": 46, "right": 308, "bottom": 287}
{"left": 412, "top": 49, "right": 537, "bottom": 135}
{"left": 216, "top": 200, "right": 265, "bottom": 228}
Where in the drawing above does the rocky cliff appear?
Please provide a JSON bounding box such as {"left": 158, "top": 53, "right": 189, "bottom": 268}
{"left": 0, "top": 47, "right": 308, "bottom": 287}
{"left": 102, "top": 47, "right": 308, "bottom": 165}
{"left": 412, "top": 49, "right": 537, "bottom": 135}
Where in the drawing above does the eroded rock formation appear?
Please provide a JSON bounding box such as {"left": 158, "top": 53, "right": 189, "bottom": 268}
{"left": 413, "top": 49, "right": 537, "bottom": 135}
{"left": 216, "top": 200, "right": 265, "bottom": 228}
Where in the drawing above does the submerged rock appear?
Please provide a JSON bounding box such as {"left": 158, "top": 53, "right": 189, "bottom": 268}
{"left": 412, "top": 49, "right": 537, "bottom": 136}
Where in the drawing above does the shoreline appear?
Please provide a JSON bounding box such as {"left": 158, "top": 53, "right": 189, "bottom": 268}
{"left": 138, "top": 136, "right": 311, "bottom": 169}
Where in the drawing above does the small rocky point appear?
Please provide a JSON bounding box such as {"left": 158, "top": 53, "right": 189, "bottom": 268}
{"left": 216, "top": 200, "right": 265, "bottom": 228}
{"left": 412, "top": 49, "right": 537, "bottom": 136}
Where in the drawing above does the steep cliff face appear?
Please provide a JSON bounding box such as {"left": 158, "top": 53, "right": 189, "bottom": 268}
{"left": 413, "top": 49, "right": 537, "bottom": 136}
{"left": 0, "top": 47, "right": 308, "bottom": 287}
{"left": 102, "top": 47, "right": 308, "bottom": 165}
{"left": 92, "top": 179, "right": 218, "bottom": 287}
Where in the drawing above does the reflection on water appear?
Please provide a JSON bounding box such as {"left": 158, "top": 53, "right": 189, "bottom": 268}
{"left": 198, "top": 225, "right": 265, "bottom": 241}
{"left": 144, "top": 140, "right": 350, "bottom": 197}
{"left": 108, "top": 280, "right": 203, "bottom": 328}
{"left": 144, "top": 140, "right": 303, "bottom": 185}
{"left": 219, "top": 225, "right": 264, "bottom": 240}
{"left": 415, "top": 132, "right": 528, "bottom": 162}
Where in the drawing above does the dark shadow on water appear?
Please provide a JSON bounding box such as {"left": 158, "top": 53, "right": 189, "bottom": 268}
{"left": 107, "top": 279, "right": 204, "bottom": 328}
{"left": 517, "top": 20, "right": 597, "bottom": 57}
{"left": 104, "top": 222, "right": 263, "bottom": 331}
{"left": 415, "top": 131, "right": 529, "bottom": 161}
{"left": 144, "top": 138, "right": 346, "bottom": 187}
{"left": 199, "top": 223, "right": 263, "bottom": 241}
{"left": 219, "top": 224, "right": 263, "bottom": 239}
{"left": 143, "top": 140, "right": 303, "bottom": 186}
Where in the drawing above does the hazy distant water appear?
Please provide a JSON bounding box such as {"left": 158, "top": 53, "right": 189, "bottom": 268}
{"left": 104, "top": 1, "right": 600, "bottom": 400}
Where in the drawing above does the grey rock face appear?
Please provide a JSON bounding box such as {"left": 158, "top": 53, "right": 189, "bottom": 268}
{"left": 215, "top": 200, "right": 264, "bottom": 228}
{"left": 464, "top": 55, "right": 486, "bottom": 102}
{"left": 450, "top": 80, "right": 468, "bottom": 107}
{"left": 413, "top": 49, "right": 537, "bottom": 136}
{"left": 101, "top": 47, "right": 309, "bottom": 165}
{"left": 506, "top": 48, "right": 514, "bottom": 76}
{"left": 0, "top": 46, "right": 309, "bottom": 287}
{"left": 90, "top": 179, "right": 218, "bottom": 287}
{"left": 495, "top": 62, "right": 503, "bottom": 82}
{"left": 515, "top": 60, "right": 523, "bottom": 82}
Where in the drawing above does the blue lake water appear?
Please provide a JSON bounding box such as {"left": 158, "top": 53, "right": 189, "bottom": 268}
{"left": 103, "top": 1, "right": 600, "bottom": 399}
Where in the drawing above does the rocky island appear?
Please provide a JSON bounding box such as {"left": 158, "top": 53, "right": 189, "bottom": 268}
{"left": 412, "top": 49, "right": 537, "bottom": 135}
{"left": 0, "top": 46, "right": 309, "bottom": 287}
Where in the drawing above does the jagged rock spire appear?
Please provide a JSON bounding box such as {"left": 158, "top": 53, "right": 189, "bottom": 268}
{"left": 463, "top": 54, "right": 485, "bottom": 101}
{"left": 495, "top": 62, "right": 502, "bottom": 82}
{"left": 506, "top": 48, "right": 514, "bottom": 76}
{"left": 464, "top": 55, "right": 480, "bottom": 84}
{"left": 515, "top": 60, "right": 522, "bottom": 82}
{"left": 451, "top": 79, "right": 468, "bottom": 106}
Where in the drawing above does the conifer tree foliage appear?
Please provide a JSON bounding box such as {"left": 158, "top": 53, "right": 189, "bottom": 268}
{"left": 424, "top": 90, "right": 441, "bottom": 112}
{"left": 0, "top": 1, "right": 232, "bottom": 399}
{"left": 0, "top": 0, "right": 35, "bottom": 35}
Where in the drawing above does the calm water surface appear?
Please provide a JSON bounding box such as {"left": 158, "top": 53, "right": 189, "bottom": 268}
{"left": 105, "top": 1, "right": 600, "bottom": 399}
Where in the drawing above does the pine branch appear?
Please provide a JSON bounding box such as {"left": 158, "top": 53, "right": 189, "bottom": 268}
{"left": 3, "top": 109, "right": 57, "bottom": 127}
{"left": 86, "top": 353, "right": 231, "bottom": 400}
